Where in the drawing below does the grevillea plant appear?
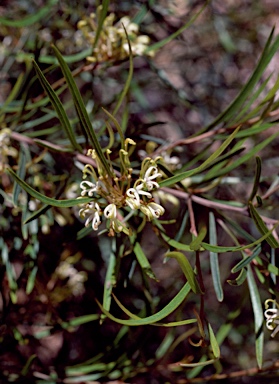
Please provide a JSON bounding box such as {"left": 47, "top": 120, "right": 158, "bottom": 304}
{"left": 1, "top": 2, "right": 279, "bottom": 382}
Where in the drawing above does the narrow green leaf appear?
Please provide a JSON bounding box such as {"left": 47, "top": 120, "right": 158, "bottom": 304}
{"left": 247, "top": 266, "right": 264, "bottom": 368}
{"left": 161, "top": 232, "right": 191, "bottom": 251}
{"left": 201, "top": 222, "right": 279, "bottom": 253}
{"left": 160, "top": 126, "right": 240, "bottom": 188}
{"left": 222, "top": 214, "right": 256, "bottom": 243}
{"left": 0, "top": 0, "right": 58, "bottom": 27}
{"left": 102, "top": 108, "right": 125, "bottom": 149}
{"left": 227, "top": 268, "right": 247, "bottom": 286}
{"left": 235, "top": 122, "right": 274, "bottom": 138}
{"left": 155, "top": 332, "right": 175, "bottom": 360}
{"left": 166, "top": 251, "right": 202, "bottom": 294}
{"left": 208, "top": 323, "right": 220, "bottom": 359}
{"left": 145, "top": 1, "right": 209, "bottom": 53}
{"left": 92, "top": 0, "right": 110, "bottom": 50}
{"left": 102, "top": 251, "right": 117, "bottom": 317}
{"left": 231, "top": 244, "right": 261, "bottom": 273}
{"left": 232, "top": 75, "right": 271, "bottom": 124}
{"left": 7, "top": 167, "right": 91, "bottom": 208}
{"left": 13, "top": 144, "right": 27, "bottom": 206}
{"left": 204, "top": 131, "right": 279, "bottom": 182}
{"left": 249, "top": 203, "right": 279, "bottom": 248}
{"left": 51, "top": 45, "right": 113, "bottom": 178}
{"left": 203, "top": 28, "right": 279, "bottom": 131}
{"left": 249, "top": 157, "right": 262, "bottom": 202}
{"left": 112, "top": 24, "right": 133, "bottom": 118}
{"left": 76, "top": 226, "right": 92, "bottom": 240}
{"left": 209, "top": 212, "right": 223, "bottom": 302}
{"left": 181, "top": 358, "right": 217, "bottom": 368}
{"left": 0, "top": 73, "right": 25, "bottom": 119}
{"left": 190, "top": 225, "right": 207, "bottom": 251}
{"left": 38, "top": 48, "right": 93, "bottom": 64}
{"left": 61, "top": 314, "right": 99, "bottom": 328}
{"left": 26, "top": 266, "right": 38, "bottom": 294}
{"left": 112, "top": 294, "right": 196, "bottom": 327}
{"left": 21, "top": 354, "right": 37, "bottom": 376}
{"left": 134, "top": 242, "right": 158, "bottom": 281}
{"left": 33, "top": 60, "right": 82, "bottom": 152}
{"left": 96, "top": 282, "right": 191, "bottom": 326}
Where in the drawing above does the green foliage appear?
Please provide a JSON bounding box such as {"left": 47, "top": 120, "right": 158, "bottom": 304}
{"left": 1, "top": 1, "right": 279, "bottom": 383}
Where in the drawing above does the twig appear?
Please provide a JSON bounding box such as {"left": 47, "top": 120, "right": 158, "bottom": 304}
{"left": 162, "top": 187, "right": 278, "bottom": 225}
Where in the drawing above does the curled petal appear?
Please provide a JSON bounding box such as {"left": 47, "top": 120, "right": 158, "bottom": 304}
{"left": 266, "top": 318, "right": 276, "bottom": 331}
{"left": 144, "top": 166, "right": 160, "bottom": 180}
{"left": 80, "top": 202, "right": 101, "bottom": 231}
{"left": 80, "top": 180, "right": 99, "bottom": 197}
{"left": 147, "top": 202, "right": 165, "bottom": 218}
{"left": 135, "top": 184, "right": 152, "bottom": 198}
{"left": 140, "top": 202, "right": 165, "bottom": 220}
{"left": 126, "top": 188, "right": 141, "bottom": 209}
{"left": 92, "top": 211, "right": 101, "bottom": 230}
{"left": 143, "top": 166, "right": 162, "bottom": 191}
{"left": 264, "top": 308, "right": 278, "bottom": 320}
{"left": 139, "top": 205, "right": 152, "bottom": 220}
{"left": 104, "top": 203, "right": 117, "bottom": 219}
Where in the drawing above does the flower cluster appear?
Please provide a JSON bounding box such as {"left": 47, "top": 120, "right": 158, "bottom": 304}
{"left": 77, "top": 6, "right": 153, "bottom": 63}
{"left": 264, "top": 299, "right": 279, "bottom": 338}
{"left": 78, "top": 139, "right": 165, "bottom": 236}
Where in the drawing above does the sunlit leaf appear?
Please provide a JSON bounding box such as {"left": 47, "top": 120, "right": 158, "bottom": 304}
{"left": 161, "top": 232, "right": 192, "bottom": 251}
{"left": 190, "top": 225, "right": 207, "bottom": 251}
{"left": 208, "top": 323, "right": 220, "bottom": 359}
{"left": 166, "top": 251, "right": 202, "bottom": 294}
{"left": 96, "top": 282, "right": 191, "bottom": 326}
{"left": 112, "top": 294, "right": 196, "bottom": 327}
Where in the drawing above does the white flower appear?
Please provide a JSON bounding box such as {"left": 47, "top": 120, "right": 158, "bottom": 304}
{"left": 80, "top": 180, "right": 99, "bottom": 197}
{"left": 140, "top": 202, "right": 165, "bottom": 220}
{"left": 139, "top": 166, "right": 162, "bottom": 191}
{"left": 264, "top": 301, "right": 279, "bottom": 337}
{"left": 147, "top": 202, "right": 165, "bottom": 218}
{"left": 264, "top": 308, "right": 279, "bottom": 329}
{"left": 104, "top": 203, "right": 129, "bottom": 234}
{"left": 104, "top": 203, "right": 117, "bottom": 219}
{"left": 79, "top": 202, "right": 101, "bottom": 231}
{"left": 126, "top": 188, "right": 141, "bottom": 210}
